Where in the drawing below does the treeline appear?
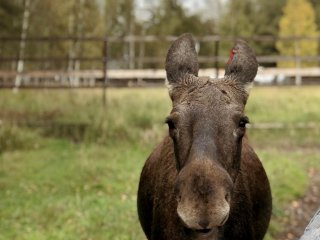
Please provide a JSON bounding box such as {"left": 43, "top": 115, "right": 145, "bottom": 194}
{"left": 0, "top": 0, "right": 319, "bottom": 70}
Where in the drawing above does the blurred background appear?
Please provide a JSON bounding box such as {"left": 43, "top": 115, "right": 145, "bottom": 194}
{"left": 0, "top": 0, "right": 319, "bottom": 239}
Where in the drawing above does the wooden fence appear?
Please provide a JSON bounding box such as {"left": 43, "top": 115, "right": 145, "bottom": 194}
{"left": 1, "top": 67, "right": 320, "bottom": 88}
{"left": 1, "top": 35, "right": 320, "bottom": 89}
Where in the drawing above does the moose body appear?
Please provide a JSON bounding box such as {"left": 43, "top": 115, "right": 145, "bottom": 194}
{"left": 137, "top": 34, "right": 272, "bottom": 240}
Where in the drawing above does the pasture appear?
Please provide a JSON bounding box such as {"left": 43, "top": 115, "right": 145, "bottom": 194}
{"left": 0, "top": 87, "right": 319, "bottom": 240}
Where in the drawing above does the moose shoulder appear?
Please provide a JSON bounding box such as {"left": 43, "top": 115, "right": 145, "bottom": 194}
{"left": 137, "top": 33, "right": 272, "bottom": 240}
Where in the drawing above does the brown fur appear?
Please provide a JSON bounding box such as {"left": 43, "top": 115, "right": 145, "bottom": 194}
{"left": 137, "top": 34, "right": 272, "bottom": 240}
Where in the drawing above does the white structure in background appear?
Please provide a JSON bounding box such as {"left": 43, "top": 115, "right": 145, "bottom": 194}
{"left": 254, "top": 66, "right": 287, "bottom": 85}
{"left": 300, "top": 208, "right": 320, "bottom": 240}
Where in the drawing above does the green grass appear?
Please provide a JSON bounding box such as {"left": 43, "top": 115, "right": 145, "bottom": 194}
{"left": 247, "top": 86, "right": 320, "bottom": 124}
{"left": 0, "top": 139, "right": 148, "bottom": 240}
{"left": 0, "top": 87, "right": 319, "bottom": 239}
{"left": 260, "top": 148, "right": 320, "bottom": 240}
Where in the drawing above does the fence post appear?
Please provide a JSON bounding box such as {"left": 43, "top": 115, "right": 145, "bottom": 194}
{"left": 294, "top": 40, "right": 302, "bottom": 86}
{"left": 214, "top": 39, "right": 220, "bottom": 78}
{"left": 138, "top": 34, "right": 145, "bottom": 69}
{"left": 102, "top": 37, "right": 108, "bottom": 108}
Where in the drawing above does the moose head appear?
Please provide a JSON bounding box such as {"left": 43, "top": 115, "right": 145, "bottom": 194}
{"left": 164, "top": 33, "right": 258, "bottom": 234}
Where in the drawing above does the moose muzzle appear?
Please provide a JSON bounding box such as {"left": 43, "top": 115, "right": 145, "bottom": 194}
{"left": 175, "top": 159, "right": 233, "bottom": 231}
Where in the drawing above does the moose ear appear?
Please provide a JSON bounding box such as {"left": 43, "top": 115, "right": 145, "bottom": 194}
{"left": 165, "top": 33, "right": 199, "bottom": 86}
{"left": 224, "top": 40, "right": 258, "bottom": 93}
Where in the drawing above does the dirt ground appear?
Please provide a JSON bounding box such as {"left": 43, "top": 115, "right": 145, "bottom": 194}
{"left": 276, "top": 168, "right": 320, "bottom": 240}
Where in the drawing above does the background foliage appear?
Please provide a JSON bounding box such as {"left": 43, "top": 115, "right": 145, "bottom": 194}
{"left": 1, "top": 0, "right": 320, "bottom": 70}
{"left": 276, "top": 0, "right": 319, "bottom": 67}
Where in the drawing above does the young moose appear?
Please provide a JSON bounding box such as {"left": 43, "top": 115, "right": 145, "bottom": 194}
{"left": 137, "top": 34, "right": 272, "bottom": 240}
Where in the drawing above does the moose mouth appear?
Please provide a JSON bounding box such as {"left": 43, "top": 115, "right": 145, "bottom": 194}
{"left": 194, "top": 228, "right": 214, "bottom": 234}
{"left": 184, "top": 227, "right": 218, "bottom": 238}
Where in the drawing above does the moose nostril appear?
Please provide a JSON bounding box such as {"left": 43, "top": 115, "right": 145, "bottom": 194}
{"left": 225, "top": 193, "right": 231, "bottom": 203}
{"left": 176, "top": 195, "right": 181, "bottom": 202}
{"left": 198, "top": 219, "right": 209, "bottom": 229}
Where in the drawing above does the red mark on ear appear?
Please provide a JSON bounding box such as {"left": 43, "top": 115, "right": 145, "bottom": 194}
{"left": 228, "top": 48, "right": 236, "bottom": 64}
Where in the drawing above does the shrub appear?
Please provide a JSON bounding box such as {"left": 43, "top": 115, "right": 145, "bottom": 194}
{"left": 0, "top": 124, "right": 39, "bottom": 154}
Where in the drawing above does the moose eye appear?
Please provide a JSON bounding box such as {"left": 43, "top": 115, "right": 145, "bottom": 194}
{"left": 165, "top": 117, "right": 176, "bottom": 130}
{"left": 239, "top": 116, "right": 250, "bottom": 129}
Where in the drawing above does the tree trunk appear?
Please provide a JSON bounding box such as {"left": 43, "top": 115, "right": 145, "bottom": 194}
{"left": 14, "top": 0, "right": 30, "bottom": 91}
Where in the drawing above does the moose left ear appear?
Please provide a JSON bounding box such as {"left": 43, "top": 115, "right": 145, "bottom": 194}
{"left": 224, "top": 40, "right": 258, "bottom": 93}
{"left": 165, "top": 33, "right": 199, "bottom": 86}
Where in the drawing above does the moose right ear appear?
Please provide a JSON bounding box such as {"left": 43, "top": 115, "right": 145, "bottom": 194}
{"left": 224, "top": 40, "right": 258, "bottom": 93}
{"left": 165, "top": 33, "right": 199, "bottom": 87}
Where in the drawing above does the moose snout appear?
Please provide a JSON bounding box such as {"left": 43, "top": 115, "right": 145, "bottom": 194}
{"left": 175, "top": 161, "right": 233, "bottom": 230}
{"left": 177, "top": 195, "right": 230, "bottom": 230}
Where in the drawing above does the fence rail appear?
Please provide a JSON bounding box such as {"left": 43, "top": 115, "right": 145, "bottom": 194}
{"left": 1, "top": 67, "right": 320, "bottom": 88}
{"left": 1, "top": 35, "right": 320, "bottom": 89}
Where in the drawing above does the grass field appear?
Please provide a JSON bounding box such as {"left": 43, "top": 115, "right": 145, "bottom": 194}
{"left": 0, "top": 87, "right": 319, "bottom": 240}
